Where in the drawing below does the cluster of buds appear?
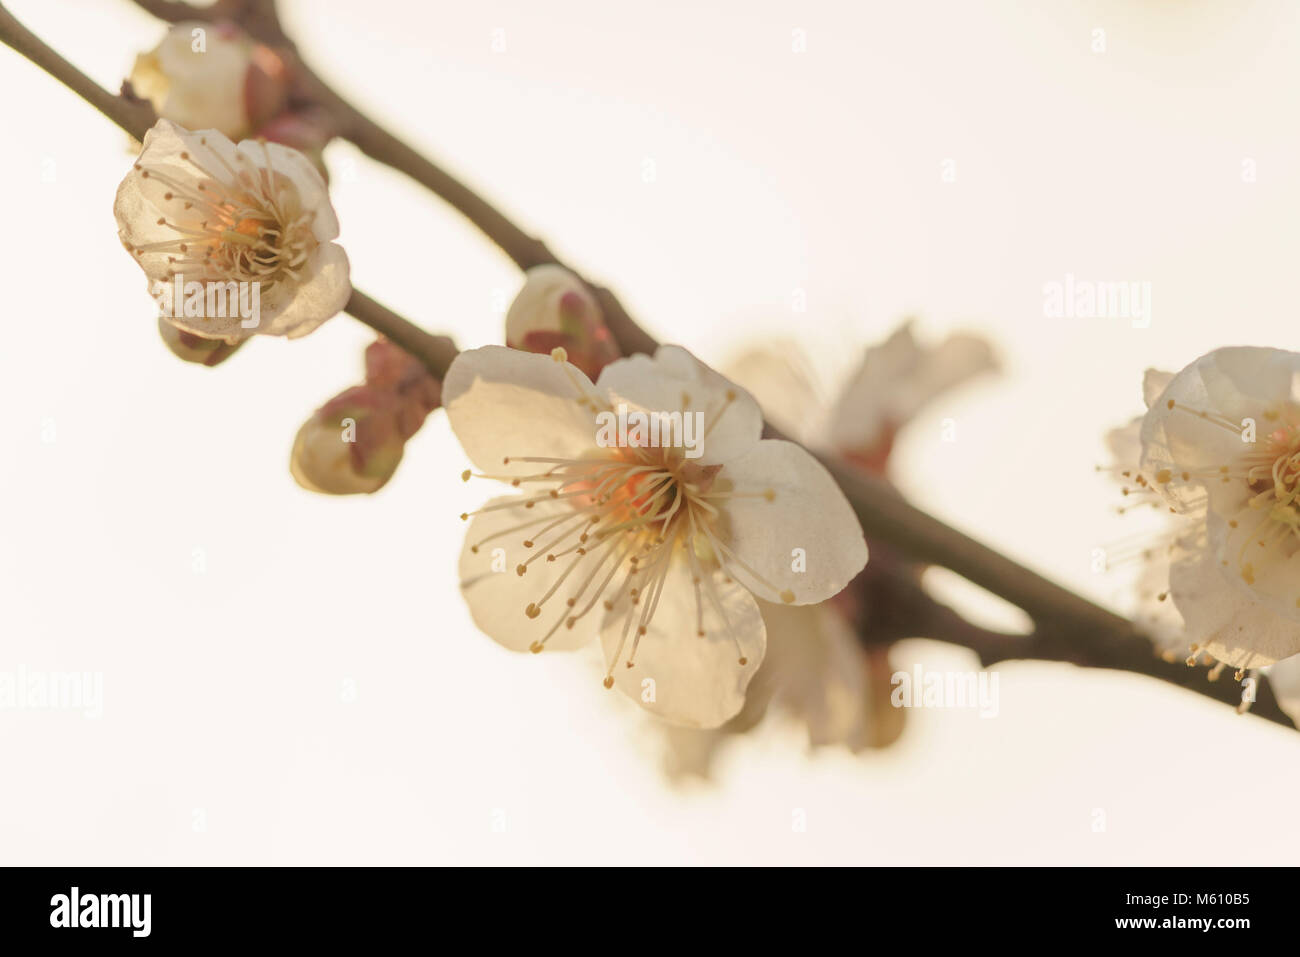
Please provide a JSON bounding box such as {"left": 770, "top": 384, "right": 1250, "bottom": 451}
{"left": 290, "top": 340, "right": 441, "bottom": 495}
{"left": 128, "top": 21, "right": 335, "bottom": 179}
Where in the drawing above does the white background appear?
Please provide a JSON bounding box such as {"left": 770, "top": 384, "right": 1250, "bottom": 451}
{"left": 1, "top": 0, "right": 1297, "bottom": 864}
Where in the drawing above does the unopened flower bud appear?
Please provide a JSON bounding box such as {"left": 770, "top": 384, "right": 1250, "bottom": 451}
{"left": 129, "top": 21, "right": 289, "bottom": 141}
{"left": 290, "top": 386, "right": 406, "bottom": 495}
{"left": 156, "top": 316, "right": 244, "bottom": 367}
{"left": 291, "top": 340, "right": 441, "bottom": 495}
{"left": 505, "top": 266, "right": 620, "bottom": 379}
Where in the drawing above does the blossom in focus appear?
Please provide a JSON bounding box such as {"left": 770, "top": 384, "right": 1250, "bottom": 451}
{"left": 291, "top": 340, "right": 440, "bottom": 495}
{"left": 659, "top": 323, "right": 996, "bottom": 775}
{"left": 116, "top": 120, "right": 350, "bottom": 342}
{"left": 1136, "top": 347, "right": 1300, "bottom": 668}
{"left": 448, "top": 344, "right": 869, "bottom": 728}
{"left": 129, "top": 22, "right": 289, "bottom": 141}
{"left": 504, "top": 266, "right": 620, "bottom": 380}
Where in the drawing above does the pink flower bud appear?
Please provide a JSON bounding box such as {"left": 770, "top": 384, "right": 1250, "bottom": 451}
{"left": 129, "top": 21, "right": 289, "bottom": 141}
{"left": 504, "top": 266, "right": 620, "bottom": 379}
{"left": 290, "top": 340, "right": 441, "bottom": 495}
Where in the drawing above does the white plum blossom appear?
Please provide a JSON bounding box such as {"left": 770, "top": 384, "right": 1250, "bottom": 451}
{"left": 827, "top": 320, "right": 998, "bottom": 462}
{"left": 1136, "top": 347, "right": 1300, "bottom": 669}
{"left": 116, "top": 120, "right": 350, "bottom": 341}
{"left": 656, "top": 325, "right": 994, "bottom": 773}
{"left": 129, "top": 21, "right": 287, "bottom": 141}
{"left": 446, "top": 343, "right": 869, "bottom": 728}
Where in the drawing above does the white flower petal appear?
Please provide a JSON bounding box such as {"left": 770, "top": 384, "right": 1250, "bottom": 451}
{"left": 600, "top": 559, "right": 766, "bottom": 728}
{"left": 596, "top": 345, "right": 762, "bottom": 465}
{"left": 722, "top": 341, "right": 825, "bottom": 445}
{"left": 1168, "top": 541, "right": 1300, "bottom": 667}
{"left": 1266, "top": 654, "right": 1300, "bottom": 726}
{"left": 1141, "top": 347, "right": 1300, "bottom": 510}
{"left": 713, "top": 439, "right": 868, "bottom": 604}
{"left": 458, "top": 494, "right": 607, "bottom": 653}
{"left": 269, "top": 242, "right": 351, "bottom": 338}
{"left": 762, "top": 600, "right": 869, "bottom": 748}
{"left": 443, "top": 346, "right": 604, "bottom": 478}
{"left": 828, "top": 322, "right": 996, "bottom": 452}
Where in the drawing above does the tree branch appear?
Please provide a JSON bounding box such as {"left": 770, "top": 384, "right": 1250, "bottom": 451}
{"left": 5, "top": 0, "right": 1290, "bottom": 728}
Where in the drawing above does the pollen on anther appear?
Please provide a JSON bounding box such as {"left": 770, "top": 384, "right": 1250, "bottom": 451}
{"left": 738, "top": 656, "right": 748, "bottom": 666}
{"left": 602, "top": 676, "right": 614, "bottom": 689}
{"left": 529, "top": 641, "right": 544, "bottom": 654}
{"left": 1167, "top": 399, "right": 1175, "bottom": 410}
{"left": 460, "top": 512, "right": 469, "bottom": 521}
{"left": 523, "top": 539, "right": 534, "bottom": 548}
{"left": 516, "top": 564, "right": 527, "bottom": 576}
{"left": 779, "top": 589, "right": 795, "bottom": 604}
{"left": 461, "top": 469, "right": 471, "bottom": 482}
{"left": 525, "top": 603, "right": 540, "bottom": 619}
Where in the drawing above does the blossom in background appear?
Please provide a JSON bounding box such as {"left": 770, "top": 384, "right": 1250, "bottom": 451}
{"left": 129, "top": 21, "right": 289, "bottom": 142}
{"left": 1135, "top": 347, "right": 1300, "bottom": 669}
{"left": 660, "top": 322, "right": 996, "bottom": 777}
{"left": 116, "top": 120, "right": 350, "bottom": 341}
{"left": 447, "top": 344, "right": 869, "bottom": 728}
{"left": 505, "top": 266, "right": 621, "bottom": 380}
{"left": 291, "top": 340, "right": 440, "bottom": 495}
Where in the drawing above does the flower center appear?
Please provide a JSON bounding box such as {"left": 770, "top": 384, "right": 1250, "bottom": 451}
{"left": 128, "top": 136, "right": 316, "bottom": 297}
{"left": 458, "top": 357, "right": 787, "bottom": 688}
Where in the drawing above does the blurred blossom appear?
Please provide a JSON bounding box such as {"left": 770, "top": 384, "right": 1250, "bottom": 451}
{"left": 116, "top": 120, "right": 350, "bottom": 341}
{"left": 129, "top": 21, "right": 289, "bottom": 141}
{"left": 156, "top": 315, "right": 244, "bottom": 366}
{"left": 1135, "top": 347, "right": 1300, "bottom": 670}
{"left": 448, "top": 344, "right": 867, "bottom": 728}
{"left": 505, "top": 265, "right": 620, "bottom": 380}
{"left": 291, "top": 339, "right": 440, "bottom": 495}
{"left": 658, "top": 320, "right": 996, "bottom": 777}
{"left": 828, "top": 320, "right": 998, "bottom": 467}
